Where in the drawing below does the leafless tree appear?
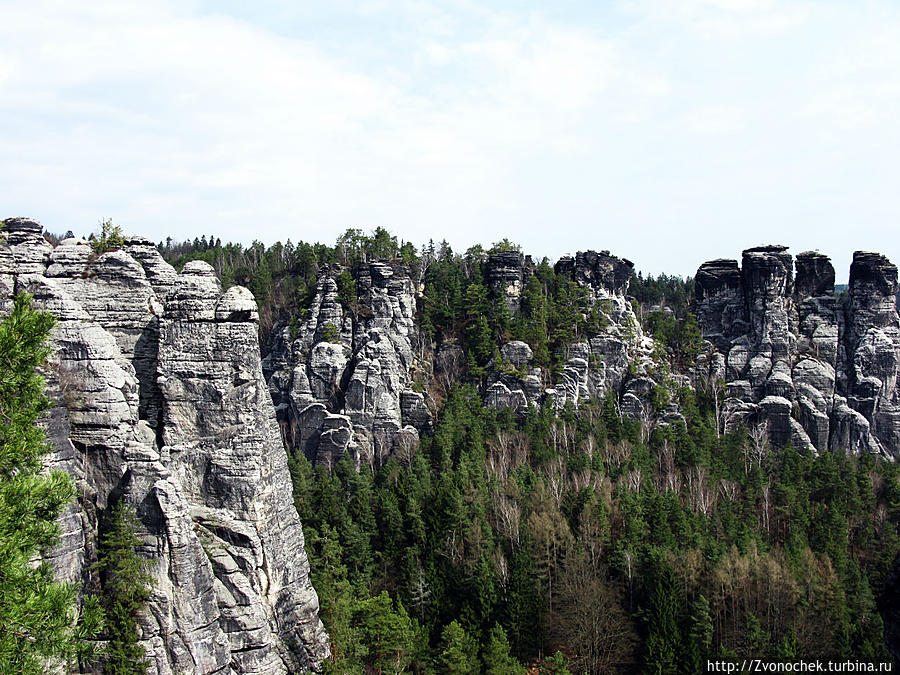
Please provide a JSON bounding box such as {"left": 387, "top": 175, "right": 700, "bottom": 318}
{"left": 546, "top": 455, "right": 567, "bottom": 509}
{"left": 686, "top": 465, "right": 714, "bottom": 516}
{"left": 553, "top": 549, "right": 637, "bottom": 674}
{"left": 718, "top": 478, "right": 740, "bottom": 502}
{"left": 486, "top": 430, "right": 529, "bottom": 481}
{"left": 746, "top": 420, "right": 770, "bottom": 473}
{"left": 654, "top": 440, "right": 680, "bottom": 494}
{"left": 760, "top": 483, "right": 772, "bottom": 536}
{"left": 491, "top": 491, "right": 522, "bottom": 550}
{"left": 395, "top": 429, "right": 419, "bottom": 468}
{"left": 623, "top": 467, "right": 643, "bottom": 493}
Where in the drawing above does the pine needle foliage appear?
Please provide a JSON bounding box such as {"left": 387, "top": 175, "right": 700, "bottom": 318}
{"left": 94, "top": 501, "right": 154, "bottom": 675}
{"left": 0, "top": 293, "right": 104, "bottom": 673}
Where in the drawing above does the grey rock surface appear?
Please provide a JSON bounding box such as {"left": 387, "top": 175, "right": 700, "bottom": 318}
{"left": 696, "top": 245, "right": 900, "bottom": 457}
{"left": 0, "top": 219, "right": 328, "bottom": 674}
{"left": 486, "top": 251, "right": 527, "bottom": 315}
{"left": 264, "top": 262, "right": 430, "bottom": 467}
{"left": 475, "top": 249, "right": 678, "bottom": 429}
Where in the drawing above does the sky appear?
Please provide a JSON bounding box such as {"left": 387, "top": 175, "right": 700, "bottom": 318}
{"left": 1, "top": 0, "right": 898, "bottom": 279}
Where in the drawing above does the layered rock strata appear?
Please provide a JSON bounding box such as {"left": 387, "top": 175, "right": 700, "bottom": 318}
{"left": 0, "top": 218, "right": 328, "bottom": 674}
{"left": 696, "top": 246, "right": 900, "bottom": 458}
{"left": 481, "top": 250, "right": 681, "bottom": 426}
{"left": 264, "top": 262, "right": 430, "bottom": 468}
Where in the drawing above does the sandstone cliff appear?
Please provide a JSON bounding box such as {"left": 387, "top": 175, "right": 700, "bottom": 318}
{"left": 264, "top": 248, "right": 686, "bottom": 471}
{"left": 696, "top": 246, "right": 900, "bottom": 458}
{"left": 264, "top": 262, "right": 430, "bottom": 468}
{"left": 0, "top": 218, "right": 329, "bottom": 674}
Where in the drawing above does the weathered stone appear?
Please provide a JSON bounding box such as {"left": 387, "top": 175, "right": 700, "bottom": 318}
{"left": 555, "top": 249, "right": 634, "bottom": 296}
{"left": 695, "top": 258, "right": 745, "bottom": 352}
{"left": 485, "top": 381, "right": 528, "bottom": 412}
{"left": 2, "top": 220, "right": 329, "bottom": 673}
{"left": 2, "top": 217, "right": 52, "bottom": 274}
{"left": 266, "top": 261, "right": 424, "bottom": 467}
{"left": 486, "top": 251, "right": 525, "bottom": 315}
{"left": 696, "top": 246, "right": 900, "bottom": 457}
{"left": 742, "top": 245, "right": 793, "bottom": 359}
{"left": 215, "top": 285, "right": 259, "bottom": 322}
{"left": 500, "top": 340, "right": 533, "bottom": 368}
{"left": 759, "top": 395, "right": 793, "bottom": 448}
{"left": 840, "top": 251, "right": 900, "bottom": 456}
{"left": 400, "top": 390, "right": 431, "bottom": 431}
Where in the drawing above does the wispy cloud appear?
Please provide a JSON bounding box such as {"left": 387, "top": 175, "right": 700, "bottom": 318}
{"left": 0, "top": 0, "right": 898, "bottom": 277}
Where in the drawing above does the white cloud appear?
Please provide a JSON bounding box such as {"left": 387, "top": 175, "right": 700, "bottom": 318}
{"left": 620, "top": 0, "right": 809, "bottom": 38}
{"left": 683, "top": 105, "right": 743, "bottom": 134}
{"left": 0, "top": 0, "right": 669, "bottom": 240}
{"left": 0, "top": 0, "right": 898, "bottom": 276}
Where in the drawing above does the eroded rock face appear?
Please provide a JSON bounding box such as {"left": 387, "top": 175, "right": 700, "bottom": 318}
{"left": 840, "top": 252, "right": 900, "bottom": 454}
{"left": 0, "top": 219, "right": 328, "bottom": 674}
{"left": 486, "top": 251, "right": 527, "bottom": 315}
{"left": 552, "top": 250, "right": 660, "bottom": 411}
{"left": 481, "top": 249, "right": 678, "bottom": 428}
{"left": 696, "top": 245, "right": 900, "bottom": 458}
{"left": 555, "top": 249, "right": 634, "bottom": 297}
{"left": 695, "top": 258, "right": 745, "bottom": 352}
{"left": 264, "top": 262, "right": 430, "bottom": 468}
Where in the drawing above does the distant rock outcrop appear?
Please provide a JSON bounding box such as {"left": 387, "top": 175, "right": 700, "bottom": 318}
{"left": 695, "top": 245, "right": 900, "bottom": 458}
{"left": 264, "top": 261, "right": 430, "bottom": 468}
{"left": 0, "top": 218, "right": 329, "bottom": 674}
{"left": 264, "top": 247, "right": 685, "bottom": 467}
{"left": 478, "top": 249, "right": 681, "bottom": 427}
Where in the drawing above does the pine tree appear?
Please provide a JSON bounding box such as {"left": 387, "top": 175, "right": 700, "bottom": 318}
{"left": 483, "top": 624, "right": 526, "bottom": 675}
{"left": 437, "top": 620, "right": 480, "bottom": 674}
{"left": 95, "top": 501, "right": 154, "bottom": 675}
{"left": 685, "top": 594, "right": 713, "bottom": 674}
{"left": 642, "top": 558, "right": 681, "bottom": 674}
{"left": 0, "top": 293, "right": 103, "bottom": 673}
{"left": 353, "top": 591, "right": 420, "bottom": 675}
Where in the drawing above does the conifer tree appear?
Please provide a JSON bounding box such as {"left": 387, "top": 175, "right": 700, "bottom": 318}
{"left": 437, "top": 620, "right": 480, "bottom": 674}
{"left": 0, "top": 294, "right": 103, "bottom": 673}
{"left": 483, "top": 624, "right": 526, "bottom": 675}
{"left": 95, "top": 501, "right": 154, "bottom": 675}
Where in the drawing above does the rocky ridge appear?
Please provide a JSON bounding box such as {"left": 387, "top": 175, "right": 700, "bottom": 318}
{"left": 263, "top": 262, "right": 431, "bottom": 468}
{"left": 1, "top": 218, "right": 328, "bottom": 674}
{"left": 696, "top": 246, "right": 900, "bottom": 458}
{"left": 265, "top": 249, "right": 686, "bottom": 470}
{"left": 484, "top": 250, "right": 670, "bottom": 419}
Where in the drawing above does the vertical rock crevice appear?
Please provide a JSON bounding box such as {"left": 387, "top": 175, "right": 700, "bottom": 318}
{"left": 0, "top": 219, "right": 329, "bottom": 674}
{"left": 695, "top": 245, "right": 900, "bottom": 458}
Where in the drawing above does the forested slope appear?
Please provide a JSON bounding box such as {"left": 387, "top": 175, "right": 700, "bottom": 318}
{"left": 157, "top": 228, "right": 900, "bottom": 674}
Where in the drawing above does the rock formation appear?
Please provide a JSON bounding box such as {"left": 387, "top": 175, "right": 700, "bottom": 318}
{"left": 264, "top": 247, "right": 684, "bottom": 467}
{"left": 264, "top": 262, "right": 430, "bottom": 468}
{"left": 478, "top": 249, "right": 682, "bottom": 427}
{"left": 485, "top": 250, "right": 528, "bottom": 315}
{"left": 0, "top": 218, "right": 328, "bottom": 674}
{"left": 696, "top": 245, "right": 900, "bottom": 458}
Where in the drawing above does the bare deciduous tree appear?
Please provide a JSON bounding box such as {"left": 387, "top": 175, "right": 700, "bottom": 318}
{"left": 553, "top": 548, "right": 637, "bottom": 674}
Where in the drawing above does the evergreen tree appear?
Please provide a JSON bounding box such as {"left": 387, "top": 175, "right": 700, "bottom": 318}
{"left": 642, "top": 558, "right": 681, "bottom": 674}
{"left": 352, "top": 591, "right": 421, "bottom": 675}
{"left": 95, "top": 501, "right": 154, "bottom": 675}
{"left": 0, "top": 294, "right": 103, "bottom": 673}
{"left": 483, "top": 624, "right": 527, "bottom": 675}
{"left": 685, "top": 594, "right": 713, "bottom": 674}
{"left": 437, "top": 620, "right": 480, "bottom": 674}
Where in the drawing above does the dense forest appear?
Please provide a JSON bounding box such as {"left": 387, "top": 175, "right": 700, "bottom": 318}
{"left": 151, "top": 229, "right": 900, "bottom": 674}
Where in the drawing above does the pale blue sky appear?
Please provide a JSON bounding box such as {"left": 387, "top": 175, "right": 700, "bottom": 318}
{"left": 1, "top": 0, "right": 898, "bottom": 278}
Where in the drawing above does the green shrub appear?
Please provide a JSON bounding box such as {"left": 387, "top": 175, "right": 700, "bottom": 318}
{"left": 91, "top": 218, "right": 125, "bottom": 255}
